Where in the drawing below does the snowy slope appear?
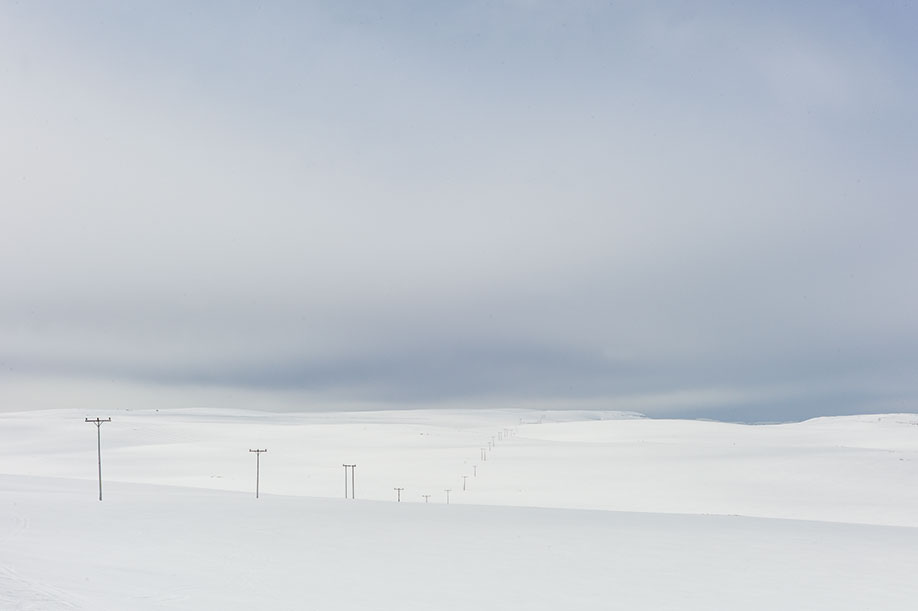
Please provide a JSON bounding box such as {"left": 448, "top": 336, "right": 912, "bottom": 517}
{"left": 3, "top": 475, "right": 918, "bottom": 611}
{"left": 3, "top": 408, "right": 916, "bottom": 525}
{"left": 2, "top": 408, "right": 918, "bottom": 609}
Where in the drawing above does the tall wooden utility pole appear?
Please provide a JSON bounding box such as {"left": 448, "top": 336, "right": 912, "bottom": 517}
{"left": 343, "top": 464, "right": 356, "bottom": 499}
{"left": 249, "top": 449, "right": 267, "bottom": 498}
{"left": 85, "top": 417, "right": 111, "bottom": 501}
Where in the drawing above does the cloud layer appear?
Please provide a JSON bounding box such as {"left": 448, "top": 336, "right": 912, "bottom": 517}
{"left": 2, "top": 1, "right": 916, "bottom": 419}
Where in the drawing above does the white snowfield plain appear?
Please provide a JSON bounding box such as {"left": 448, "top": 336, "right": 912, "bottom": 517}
{"left": 1, "top": 408, "right": 917, "bottom": 609}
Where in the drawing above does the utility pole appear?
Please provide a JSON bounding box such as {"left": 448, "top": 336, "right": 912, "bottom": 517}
{"left": 444, "top": 489, "right": 451, "bottom": 504}
{"left": 249, "top": 449, "right": 267, "bottom": 498}
{"left": 343, "top": 464, "right": 356, "bottom": 499}
{"left": 462, "top": 475, "right": 468, "bottom": 491}
{"left": 472, "top": 465, "right": 478, "bottom": 477}
{"left": 481, "top": 447, "right": 487, "bottom": 461}
{"left": 394, "top": 487, "right": 404, "bottom": 502}
{"left": 422, "top": 494, "right": 431, "bottom": 503}
{"left": 85, "top": 418, "right": 111, "bottom": 501}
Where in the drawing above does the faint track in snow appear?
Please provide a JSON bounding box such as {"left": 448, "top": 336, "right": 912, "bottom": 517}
{"left": 0, "top": 566, "right": 83, "bottom": 610}
{"left": 0, "top": 506, "right": 29, "bottom": 537}
{"left": 0, "top": 502, "right": 83, "bottom": 609}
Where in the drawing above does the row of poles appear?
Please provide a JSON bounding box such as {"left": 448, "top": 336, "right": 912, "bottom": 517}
{"left": 387, "top": 427, "right": 517, "bottom": 504}
{"left": 86, "top": 417, "right": 517, "bottom": 503}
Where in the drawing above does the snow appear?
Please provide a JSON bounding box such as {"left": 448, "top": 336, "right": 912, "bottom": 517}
{"left": 2, "top": 408, "right": 918, "bottom": 609}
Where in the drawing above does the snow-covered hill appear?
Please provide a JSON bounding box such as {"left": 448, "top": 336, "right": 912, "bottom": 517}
{"left": 2, "top": 408, "right": 917, "bottom": 609}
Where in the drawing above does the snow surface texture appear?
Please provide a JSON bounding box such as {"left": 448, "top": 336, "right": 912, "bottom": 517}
{"left": 2, "top": 408, "right": 917, "bottom": 609}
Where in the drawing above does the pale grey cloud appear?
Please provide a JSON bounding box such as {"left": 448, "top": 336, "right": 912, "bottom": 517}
{"left": 1, "top": 1, "right": 916, "bottom": 420}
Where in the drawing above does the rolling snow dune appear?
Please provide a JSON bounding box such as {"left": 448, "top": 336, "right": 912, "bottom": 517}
{"left": 2, "top": 408, "right": 918, "bottom": 609}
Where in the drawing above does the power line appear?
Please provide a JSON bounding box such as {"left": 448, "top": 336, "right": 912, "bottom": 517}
{"left": 85, "top": 418, "right": 111, "bottom": 501}
{"left": 249, "top": 449, "right": 267, "bottom": 498}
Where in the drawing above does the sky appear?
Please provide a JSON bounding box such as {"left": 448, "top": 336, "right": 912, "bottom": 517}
{"left": 1, "top": 1, "right": 916, "bottom": 421}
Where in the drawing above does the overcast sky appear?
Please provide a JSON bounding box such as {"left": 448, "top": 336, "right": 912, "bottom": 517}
{"left": 1, "top": 1, "right": 916, "bottom": 420}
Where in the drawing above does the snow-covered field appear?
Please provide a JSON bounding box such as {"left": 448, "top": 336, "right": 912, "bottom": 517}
{"left": 2, "top": 408, "right": 918, "bottom": 609}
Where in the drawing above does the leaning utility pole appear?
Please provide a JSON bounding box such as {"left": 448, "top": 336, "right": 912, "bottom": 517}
{"left": 343, "top": 464, "right": 356, "bottom": 499}
{"left": 394, "top": 487, "right": 404, "bottom": 502}
{"left": 85, "top": 417, "right": 111, "bottom": 501}
{"left": 249, "top": 449, "right": 267, "bottom": 498}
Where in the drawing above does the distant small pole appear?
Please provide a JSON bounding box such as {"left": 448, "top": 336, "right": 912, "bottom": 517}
{"left": 394, "top": 487, "right": 404, "bottom": 502}
{"left": 444, "top": 489, "right": 451, "bottom": 504}
{"left": 472, "top": 465, "right": 478, "bottom": 477}
{"left": 422, "top": 494, "right": 431, "bottom": 503}
{"left": 343, "top": 464, "right": 356, "bottom": 499}
{"left": 85, "top": 417, "right": 111, "bottom": 501}
{"left": 249, "top": 449, "right": 267, "bottom": 498}
{"left": 461, "top": 475, "right": 468, "bottom": 491}
{"left": 481, "top": 448, "right": 487, "bottom": 461}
